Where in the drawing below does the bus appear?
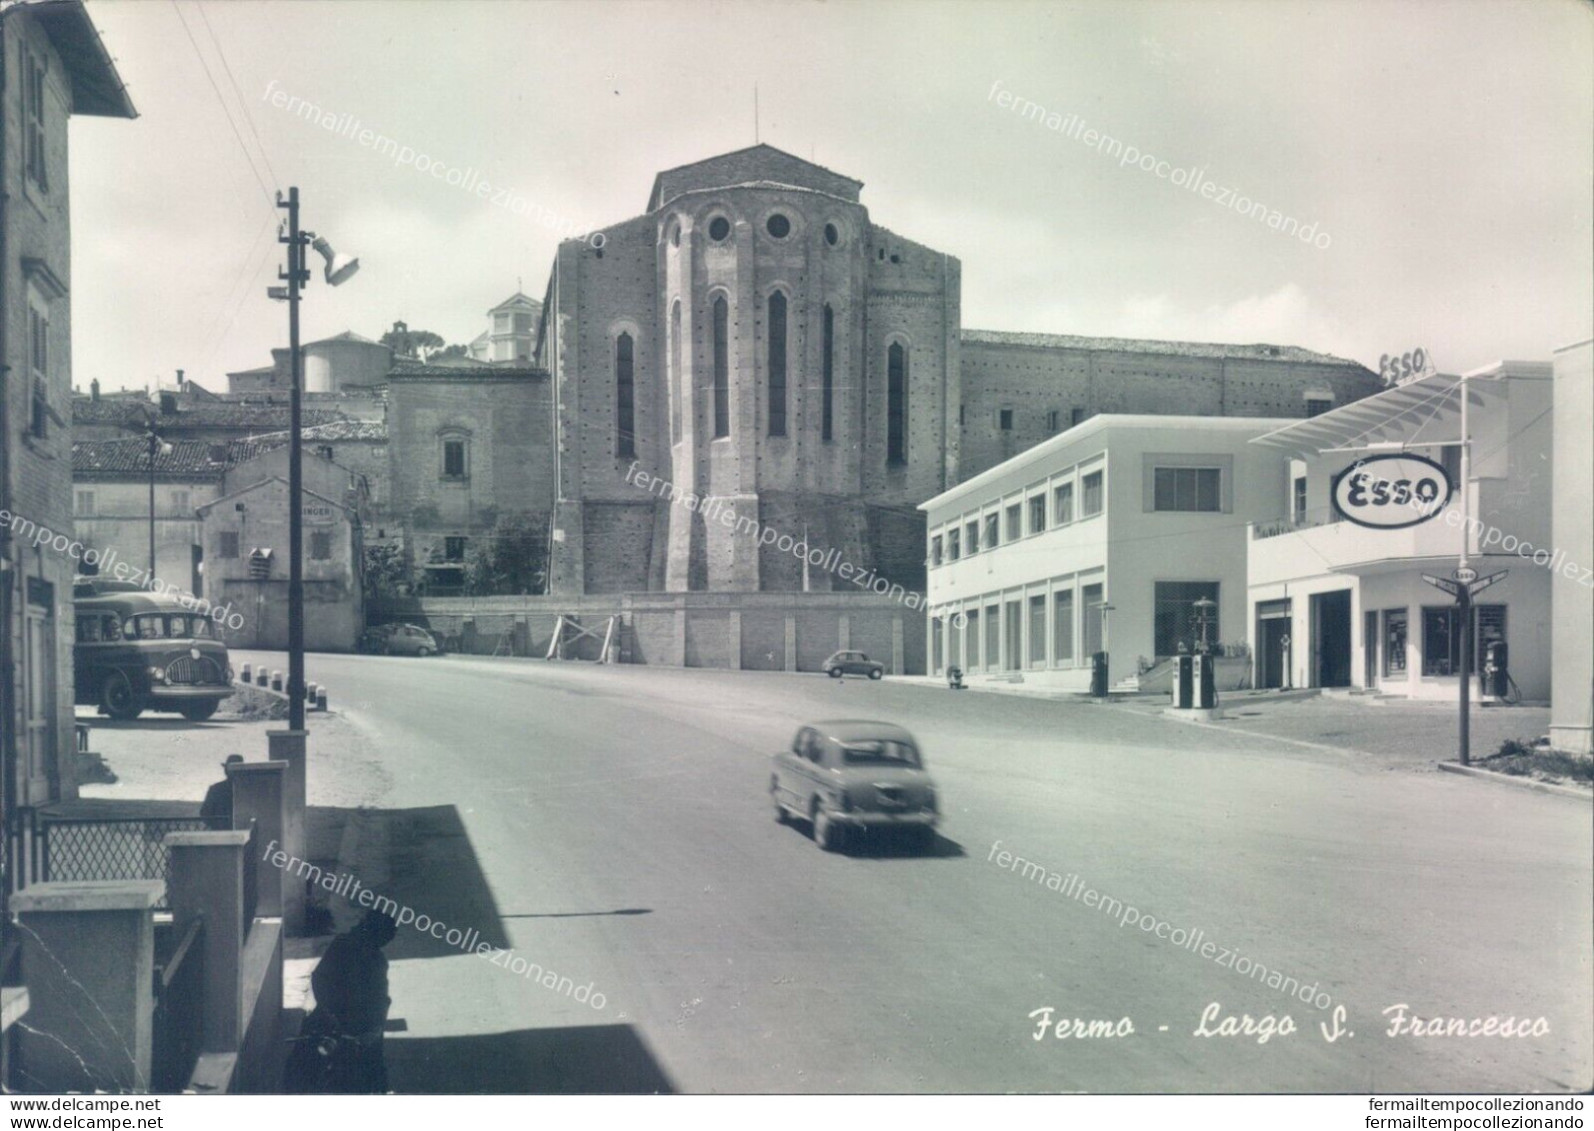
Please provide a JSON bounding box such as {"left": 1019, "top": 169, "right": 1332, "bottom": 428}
{"left": 73, "top": 578, "right": 235, "bottom": 721}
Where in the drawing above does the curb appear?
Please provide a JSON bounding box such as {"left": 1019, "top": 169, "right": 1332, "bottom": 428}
{"left": 1436, "top": 761, "right": 1592, "bottom": 800}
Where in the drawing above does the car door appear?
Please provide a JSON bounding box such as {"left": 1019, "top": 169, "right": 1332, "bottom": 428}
{"left": 774, "top": 727, "right": 809, "bottom": 809}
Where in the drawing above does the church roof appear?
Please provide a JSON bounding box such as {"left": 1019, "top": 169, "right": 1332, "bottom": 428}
{"left": 487, "top": 293, "right": 540, "bottom": 314}
{"left": 647, "top": 144, "right": 864, "bottom": 211}
{"left": 960, "top": 328, "right": 1366, "bottom": 369}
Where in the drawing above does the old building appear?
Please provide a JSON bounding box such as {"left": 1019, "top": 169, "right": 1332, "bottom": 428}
{"left": 535, "top": 144, "right": 1383, "bottom": 601}
{"left": 226, "top": 328, "right": 391, "bottom": 396}
{"left": 1, "top": 0, "right": 135, "bottom": 824}
{"left": 468, "top": 292, "right": 542, "bottom": 363}
{"left": 385, "top": 360, "right": 552, "bottom": 592}
{"left": 196, "top": 446, "right": 367, "bottom": 650}
{"left": 1549, "top": 339, "right": 1591, "bottom": 753}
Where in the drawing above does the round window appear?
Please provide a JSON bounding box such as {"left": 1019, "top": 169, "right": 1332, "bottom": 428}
{"left": 824, "top": 223, "right": 839, "bottom": 246}
{"left": 766, "top": 214, "right": 791, "bottom": 239}
{"left": 708, "top": 216, "right": 731, "bottom": 242}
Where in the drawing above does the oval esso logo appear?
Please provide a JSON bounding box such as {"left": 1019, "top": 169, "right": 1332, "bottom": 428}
{"left": 1331, "top": 454, "right": 1453, "bottom": 530}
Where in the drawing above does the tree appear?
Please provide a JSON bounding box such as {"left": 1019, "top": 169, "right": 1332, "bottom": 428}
{"left": 380, "top": 324, "right": 445, "bottom": 361}
{"left": 430, "top": 343, "right": 470, "bottom": 361}
{"left": 362, "top": 543, "right": 408, "bottom": 599}
{"left": 464, "top": 511, "right": 548, "bottom": 595}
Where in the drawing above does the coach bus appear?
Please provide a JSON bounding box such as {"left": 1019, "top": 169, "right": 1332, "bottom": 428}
{"left": 73, "top": 578, "right": 235, "bottom": 721}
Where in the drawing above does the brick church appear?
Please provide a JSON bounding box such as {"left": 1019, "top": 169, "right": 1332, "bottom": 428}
{"left": 535, "top": 143, "right": 1381, "bottom": 599}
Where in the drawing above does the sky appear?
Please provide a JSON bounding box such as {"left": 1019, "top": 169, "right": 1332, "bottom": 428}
{"left": 69, "top": 0, "right": 1593, "bottom": 393}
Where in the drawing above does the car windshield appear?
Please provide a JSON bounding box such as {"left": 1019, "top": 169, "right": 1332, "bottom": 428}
{"left": 840, "top": 740, "right": 920, "bottom": 768}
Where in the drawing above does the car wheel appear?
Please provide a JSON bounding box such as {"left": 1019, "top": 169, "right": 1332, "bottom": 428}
{"left": 417, "top": 646, "right": 434, "bottom": 658}
{"left": 828, "top": 667, "right": 842, "bottom": 678}
{"left": 868, "top": 668, "right": 883, "bottom": 680}
{"left": 101, "top": 672, "right": 144, "bottom": 721}
{"left": 179, "top": 700, "right": 220, "bottom": 722}
{"left": 812, "top": 800, "right": 841, "bottom": 852}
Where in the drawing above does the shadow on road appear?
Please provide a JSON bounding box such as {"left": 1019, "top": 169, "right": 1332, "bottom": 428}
{"left": 385, "top": 1024, "right": 676, "bottom": 1093}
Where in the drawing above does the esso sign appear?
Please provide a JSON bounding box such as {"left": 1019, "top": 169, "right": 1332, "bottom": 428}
{"left": 1331, "top": 454, "right": 1452, "bottom": 530}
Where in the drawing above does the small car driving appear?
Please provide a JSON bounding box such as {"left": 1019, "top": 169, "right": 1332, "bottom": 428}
{"left": 771, "top": 720, "right": 939, "bottom": 851}
{"left": 360, "top": 623, "right": 441, "bottom": 656}
{"left": 822, "top": 649, "right": 884, "bottom": 679}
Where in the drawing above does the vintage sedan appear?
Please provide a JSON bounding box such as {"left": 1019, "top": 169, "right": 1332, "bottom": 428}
{"left": 771, "top": 720, "right": 939, "bottom": 851}
{"left": 360, "top": 623, "right": 442, "bottom": 656}
{"left": 821, "top": 649, "right": 884, "bottom": 679}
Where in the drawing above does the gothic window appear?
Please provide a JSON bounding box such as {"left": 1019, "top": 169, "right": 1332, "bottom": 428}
{"left": 615, "top": 332, "right": 636, "bottom": 458}
{"left": 712, "top": 296, "right": 730, "bottom": 439}
{"left": 887, "top": 341, "right": 907, "bottom": 466}
{"left": 767, "top": 293, "right": 787, "bottom": 437}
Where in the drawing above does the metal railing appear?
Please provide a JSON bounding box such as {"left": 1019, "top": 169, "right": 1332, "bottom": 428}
{"left": 39, "top": 816, "right": 222, "bottom": 911}
{"left": 151, "top": 916, "right": 205, "bottom": 1092}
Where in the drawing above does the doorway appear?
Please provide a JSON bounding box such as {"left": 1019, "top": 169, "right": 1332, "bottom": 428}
{"left": 1256, "top": 599, "right": 1292, "bottom": 689}
{"left": 1310, "top": 589, "right": 1353, "bottom": 688}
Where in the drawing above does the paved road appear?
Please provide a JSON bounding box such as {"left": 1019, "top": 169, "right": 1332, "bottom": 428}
{"left": 240, "top": 650, "right": 1592, "bottom": 1094}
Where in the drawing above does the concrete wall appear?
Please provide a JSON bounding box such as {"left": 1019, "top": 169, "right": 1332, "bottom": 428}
{"left": 1551, "top": 340, "right": 1593, "bottom": 753}
{"left": 367, "top": 591, "right": 927, "bottom": 673}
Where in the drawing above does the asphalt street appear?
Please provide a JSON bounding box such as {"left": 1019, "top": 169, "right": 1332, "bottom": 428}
{"left": 238, "top": 650, "right": 1593, "bottom": 1094}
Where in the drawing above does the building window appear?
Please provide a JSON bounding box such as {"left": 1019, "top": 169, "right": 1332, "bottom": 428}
{"left": 219, "top": 532, "right": 240, "bottom": 559}
{"left": 1082, "top": 584, "right": 1104, "bottom": 656}
{"left": 23, "top": 49, "right": 47, "bottom": 192}
{"left": 444, "top": 536, "right": 467, "bottom": 562}
{"left": 821, "top": 305, "right": 835, "bottom": 443}
{"left": 1005, "top": 503, "right": 1021, "bottom": 541}
{"left": 984, "top": 512, "right": 1000, "bottom": 550}
{"left": 887, "top": 342, "right": 908, "bottom": 466}
{"left": 310, "top": 531, "right": 333, "bottom": 561}
{"left": 1047, "top": 410, "right": 1060, "bottom": 433}
{"left": 1292, "top": 475, "right": 1308, "bottom": 524}
{"left": 947, "top": 527, "right": 961, "bottom": 561}
{"left": 1053, "top": 589, "right": 1074, "bottom": 663}
{"left": 1054, "top": 483, "right": 1074, "bottom": 525}
{"left": 1305, "top": 398, "right": 1333, "bottom": 418}
{"left": 767, "top": 293, "right": 787, "bottom": 437}
{"left": 930, "top": 535, "right": 943, "bottom": 567}
{"left": 999, "top": 408, "right": 1013, "bottom": 431}
{"left": 1072, "top": 407, "right": 1087, "bottom": 426}
{"left": 615, "top": 332, "right": 636, "bottom": 457}
{"left": 75, "top": 490, "right": 95, "bottom": 515}
{"left": 1081, "top": 470, "right": 1104, "bottom": 517}
{"left": 1028, "top": 595, "right": 1047, "bottom": 667}
{"left": 315, "top": 444, "right": 335, "bottom": 460}
{"left": 708, "top": 216, "right": 731, "bottom": 242}
{"left": 441, "top": 438, "right": 468, "bottom": 478}
{"left": 1154, "top": 581, "right": 1220, "bottom": 656}
{"left": 1028, "top": 495, "right": 1046, "bottom": 535}
{"left": 965, "top": 520, "right": 979, "bottom": 555}
{"left": 1422, "top": 604, "right": 1506, "bottom": 676}
{"left": 31, "top": 379, "right": 49, "bottom": 439}
{"left": 171, "top": 490, "right": 191, "bottom": 515}
{"left": 669, "top": 302, "right": 683, "bottom": 443}
{"left": 965, "top": 608, "right": 981, "bottom": 669}
{"left": 1153, "top": 467, "right": 1221, "bottom": 512}
{"left": 766, "top": 213, "right": 791, "bottom": 239}
{"left": 28, "top": 297, "right": 50, "bottom": 438}
{"left": 712, "top": 296, "right": 730, "bottom": 439}
{"left": 824, "top": 223, "right": 839, "bottom": 246}
{"left": 984, "top": 604, "right": 1000, "bottom": 671}
{"left": 1005, "top": 600, "right": 1022, "bottom": 670}
{"left": 1382, "top": 608, "right": 1408, "bottom": 676}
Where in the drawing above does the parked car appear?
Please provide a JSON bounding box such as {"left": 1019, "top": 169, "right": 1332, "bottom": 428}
{"left": 822, "top": 649, "right": 884, "bottom": 679}
{"left": 771, "top": 720, "right": 939, "bottom": 851}
{"left": 360, "top": 623, "right": 441, "bottom": 656}
{"left": 73, "top": 579, "right": 234, "bottom": 722}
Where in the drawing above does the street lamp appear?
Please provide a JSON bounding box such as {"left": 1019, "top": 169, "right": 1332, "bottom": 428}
{"left": 273, "top": 187, "right": 358, "bottom": 731}
{"left": 140, "top": 411, "right": 173, "bottom": 580}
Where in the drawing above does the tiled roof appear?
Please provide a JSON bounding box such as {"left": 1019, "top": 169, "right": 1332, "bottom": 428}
{"left": 71, "top": 399, "right": 348, "bottom": 431}
{"left": 73, "top": 439, "right": 230, "bottom": 480}
{"left": 244, "top": 421, "right": 387, "bottom": 447}
{"left": 960, "top": 328, "right": 1366, "bottom": 368}
{"left": 306, "top": 330, "right": 381, "bottom": 347}
{"left": 387, "top": 362, "right": 545, "bottom": 379}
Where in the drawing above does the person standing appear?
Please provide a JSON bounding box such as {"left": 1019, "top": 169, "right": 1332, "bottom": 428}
{"left": 285, "top": 910, "right": 399, "bottom": 1093}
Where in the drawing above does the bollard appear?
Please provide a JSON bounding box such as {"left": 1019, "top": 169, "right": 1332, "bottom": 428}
{"left": 240, "top": 662, "right": 252, "bottom": 684}
{"left": 315, "top": 689, "right": 328, "bottom": 712}
{"left": 256, "top": 667, "right": 268, "bottom": 687}
{"left": 270, "top": 670, "right": 283, "bottom": 692}
{"left": 305, "top": 681, "right": 317, "bottom": 704}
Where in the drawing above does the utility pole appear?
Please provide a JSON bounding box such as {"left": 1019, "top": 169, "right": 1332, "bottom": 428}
{"left": 280, "top": 187, "right": 306, "bottom": 733}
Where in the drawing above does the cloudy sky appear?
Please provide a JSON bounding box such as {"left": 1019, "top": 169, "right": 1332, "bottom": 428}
{"left": 72, "top": 0, "right": 1591, "bottom": 392}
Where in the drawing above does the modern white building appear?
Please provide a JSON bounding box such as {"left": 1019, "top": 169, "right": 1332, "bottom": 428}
{"left": 1550, "top": 340, "right": 1592, "bottom": 753}
{"left": 920, "top": 415, "right": 1294, "bottom": 692}
{"left": 1246, "top": 361, "right": 1554, "bottom": 701}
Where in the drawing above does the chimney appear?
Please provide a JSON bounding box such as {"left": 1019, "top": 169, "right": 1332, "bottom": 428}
{"left": 91, "top": 379, "right": 101, "bottom": 402}
{"left": 176, "top": 368, "right": 185, "bottom": 388}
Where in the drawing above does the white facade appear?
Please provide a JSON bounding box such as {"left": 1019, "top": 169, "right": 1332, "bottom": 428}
{"left": 921, "top": 415, "right": 1293, "bottom": 692}
{"left": 1247, "top": 362, "right": 1555, "bottom": 701}
{"left": 1550, "top": 340, "right": 1592, "bottom": 753}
